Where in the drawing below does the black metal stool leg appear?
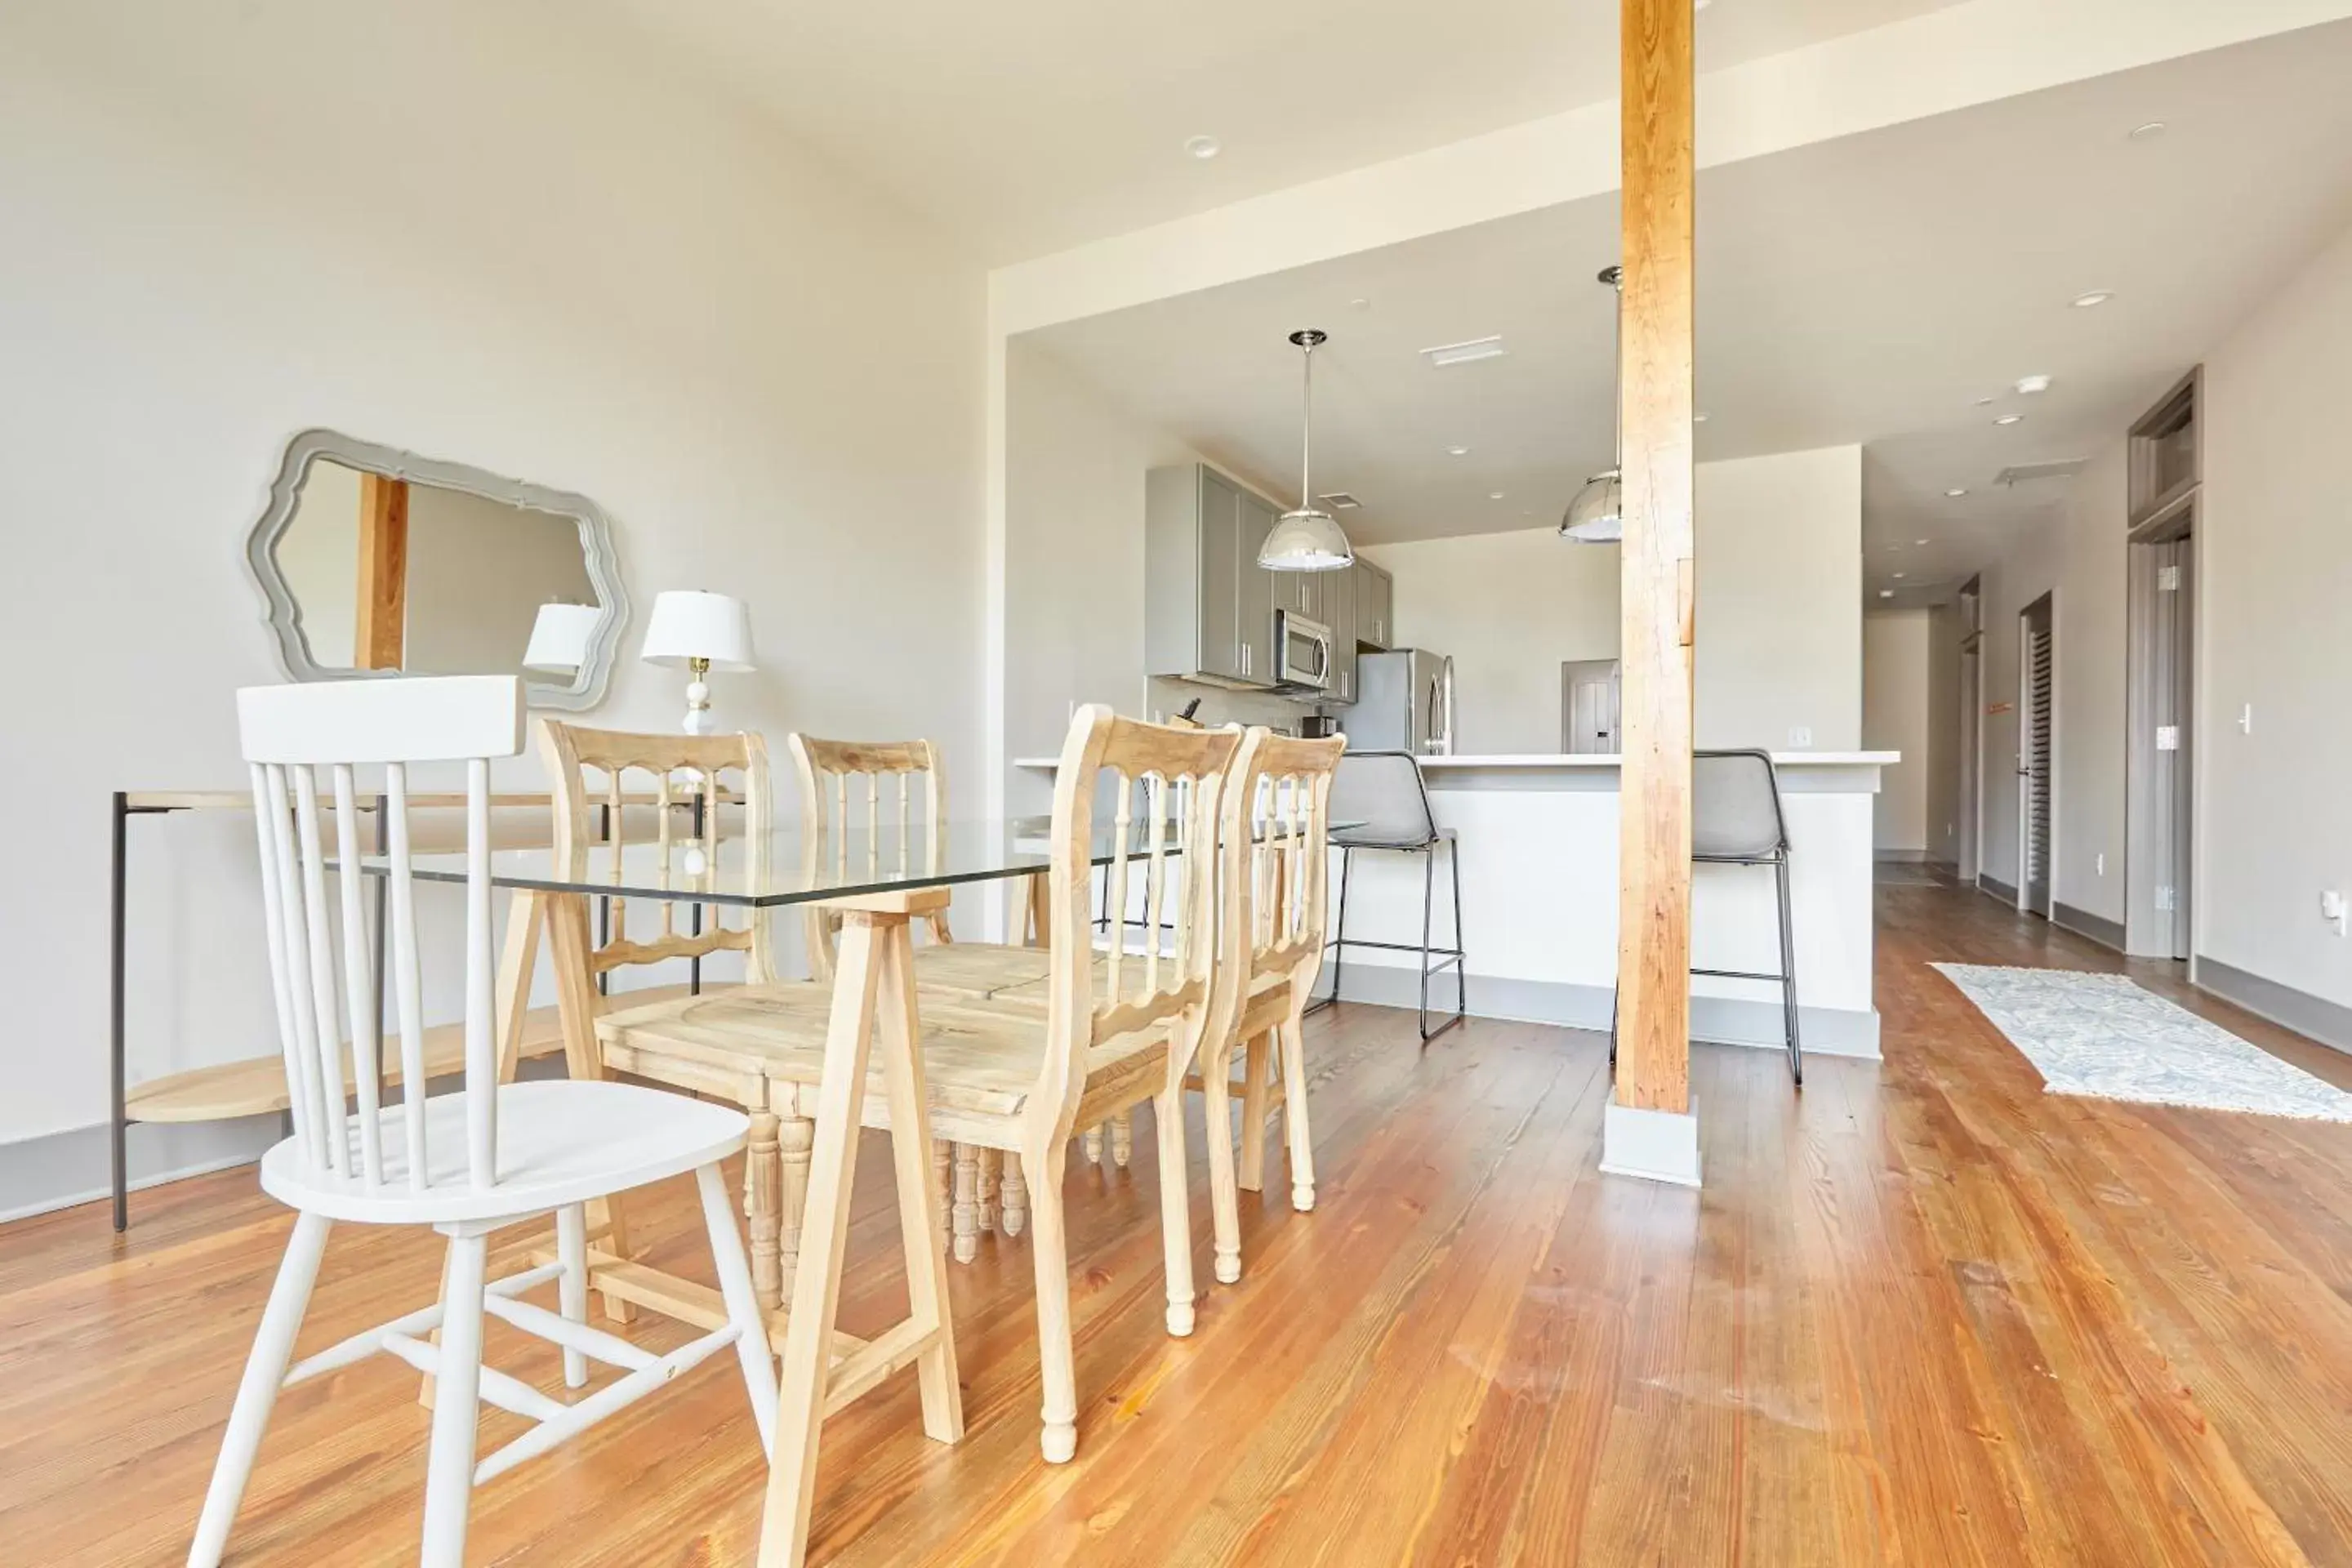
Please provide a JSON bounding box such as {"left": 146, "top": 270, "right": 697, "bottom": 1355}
{"left": 1307, "top": 845, "right": 1350, "bottom": 1013}
{"left": 1446, "top": 835, "right": 1468, "bottom": 1030}
{"left": 1776, "top": 851, "right": 1802, "bottom": 1086}
{"left": 1418, "top": 847, "right": 1436, "bottom": 1040}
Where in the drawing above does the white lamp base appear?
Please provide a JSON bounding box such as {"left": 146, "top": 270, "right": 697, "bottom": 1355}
{"left": 682, "top": 678, "right": 713, "bottom": 736}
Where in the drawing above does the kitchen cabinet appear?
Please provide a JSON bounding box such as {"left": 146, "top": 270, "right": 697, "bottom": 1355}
{"left": 1237, "top": 489, "right": 1277, "bottom": 687}
{"left": 1325, "top": 550, "right": 1358, "bottom": 703}
{"left": 1145, "top": 463, "right": 1278, "bottom": 687}
{"left": 1354, "top": 558, "right": 1395, "bottom": 649}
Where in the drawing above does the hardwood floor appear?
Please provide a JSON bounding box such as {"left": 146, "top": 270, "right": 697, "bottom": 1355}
{"left": 11, "top": 872, "right": 2352, "bottom": 1564}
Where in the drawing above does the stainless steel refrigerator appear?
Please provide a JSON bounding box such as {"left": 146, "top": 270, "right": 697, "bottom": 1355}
{"left": 1347, "top": 648, "right": 1454, "bottom": 755}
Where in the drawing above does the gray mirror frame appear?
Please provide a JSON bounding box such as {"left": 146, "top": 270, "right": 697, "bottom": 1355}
{"left": 244, "top": 429, "right": 629, "bottom": 711}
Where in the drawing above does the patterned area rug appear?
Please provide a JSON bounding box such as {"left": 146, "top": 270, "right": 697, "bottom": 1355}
{"left": 1932, "top": 963, "right": 2352, "bottom": 1122}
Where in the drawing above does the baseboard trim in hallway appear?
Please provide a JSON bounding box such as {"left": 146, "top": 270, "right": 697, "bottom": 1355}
{"left": 2198, "top": 956, "right": 2352, "bottom": 1056}
{"left": 1977, "top": 871, "right": 2018, "bottom": 905}
{"left": 2053, "top": 901, "right": 2127, "bottom": 953}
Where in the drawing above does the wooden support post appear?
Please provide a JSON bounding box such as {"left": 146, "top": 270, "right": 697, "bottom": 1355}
{"left": 355, "top": 472, "right": 409, "bottom": 670}
{"left": 1614, "top": 0, "right": 1698, "bottom": 1124}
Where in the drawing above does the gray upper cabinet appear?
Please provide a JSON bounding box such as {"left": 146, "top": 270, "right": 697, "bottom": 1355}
{"left": 1146, "top": 463, "right": 1276, "bottom": 688}
{"left": 1237, "top": 489, "right": 1276, "bottom": 685}
{"left": 1354, "top": 558, "right": 1395, "bottom": 649}
{"left": 1325, "top": 550, "right": 1358, "bottom": 703}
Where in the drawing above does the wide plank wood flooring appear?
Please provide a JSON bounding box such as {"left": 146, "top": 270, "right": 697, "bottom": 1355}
{"left": 9, "top": 871, "right": 2352, "bottom": 1564}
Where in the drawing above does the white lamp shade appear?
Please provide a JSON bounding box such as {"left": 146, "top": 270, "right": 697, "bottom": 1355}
{"left": 1258, "top": 506, "right": 1355, "bottom": 571}
{"left": 640, "top": 590, "right": 755, "bottom": 672}
{"left": 522, "top": 603, "right": 599, "bottom": 672}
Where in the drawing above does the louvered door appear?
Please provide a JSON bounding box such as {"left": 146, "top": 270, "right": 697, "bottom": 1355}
{"left": 2019, "top": 595, "right": 2056, "bottom": 917}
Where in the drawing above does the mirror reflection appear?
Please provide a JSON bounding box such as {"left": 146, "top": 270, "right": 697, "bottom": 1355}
{"left": 275, "top": 457, "right": 596, "bottom": 679}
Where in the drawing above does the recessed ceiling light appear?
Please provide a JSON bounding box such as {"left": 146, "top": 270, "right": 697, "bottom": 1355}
{"left": 1878, "top": 589, "right": 1895, "bottom": 599}
{"left": 1420, "top": 335, "right": 1507, "bottom": 368}
{"left": 1994, "top": 414, "right": 2024, "bottom": 426}
{"left": 1446, "top": 445, "right": 1470, "bottom": 457}
{"left": 2128, "top": 121, "right": 2167, "bottom": 141}
{"left": 1348, "top": 296, "right": 1372, "bottom": 310}
{"left": 1893, "top": 572, "right": 1907, "bottom": 580}
{"left": 2073, "top": 289, "right": 2115, "bottom": 309}
{"left": 1915, "top": 538, "right": 1931, "bottom": 546}
{"left": 1693, "top": 412, "right": 1710, "bottom": 423}
{"left": 1183, "top": 135, "right": 1222, "bottom": 161}
{"left": 1974, "top": 396, "right": 1997, "bottom": 408}
{"left": 1488, "top": 492, "right": 1506, "bottom": 501}
{"left": 2016, "top": 373, "right": 2053, "bottom": 395}
{"left": 1944, "top": 488, "right": 1968, "bottom": 497}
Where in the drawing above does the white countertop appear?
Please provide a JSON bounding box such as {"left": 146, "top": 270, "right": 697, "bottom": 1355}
{"left": 1013, "top": 751, "right": 1899, "bottom": 769}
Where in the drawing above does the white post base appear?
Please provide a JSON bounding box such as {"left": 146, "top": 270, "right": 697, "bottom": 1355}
{"left": 1600, "top": 1098, "right": 1702, "bottom": 1188}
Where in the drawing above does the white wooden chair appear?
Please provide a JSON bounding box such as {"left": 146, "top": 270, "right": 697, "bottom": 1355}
{"left": 189, "top": 676, "right": 776, "bottom": 1568}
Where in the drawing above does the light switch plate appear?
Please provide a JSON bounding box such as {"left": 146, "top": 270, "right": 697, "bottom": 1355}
{"left": 1788, "top": 726, "right": 1812, "bottom": 748}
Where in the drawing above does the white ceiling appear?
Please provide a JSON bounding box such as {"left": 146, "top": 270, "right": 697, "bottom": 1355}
{"left": 1024, "top": 20, "right": 2352, "bottom": 600}
{"left": 587, "top": 0, "right": 1968, "bottom": 264}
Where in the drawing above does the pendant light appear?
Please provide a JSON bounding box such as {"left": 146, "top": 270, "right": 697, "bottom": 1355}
{"left": 1561, "top": 266, "right": 1625, "bottom": 545}
{"left": 1259, "top": 328, "right": 1355, "bottom": 571}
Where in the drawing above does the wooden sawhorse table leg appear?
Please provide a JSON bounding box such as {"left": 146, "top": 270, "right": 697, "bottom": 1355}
{"left": 757, "top": 893, "right": 963, "bottom": 1568}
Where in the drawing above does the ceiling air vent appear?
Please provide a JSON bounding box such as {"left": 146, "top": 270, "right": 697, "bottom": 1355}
{"left": 1419, "top": 336, "right": 1506, "bottom": 368}
{"left": 1994, "top": 458, "right": 2091, "bottom": 488}
{"left": 1317, "top": 492, "right": 1362, "bottom": 510}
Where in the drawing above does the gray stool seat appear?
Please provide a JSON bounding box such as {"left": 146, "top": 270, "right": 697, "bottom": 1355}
{"left": 1309, "top": 752, "right": 1466, "bottom": 1042}
{"left": 1610, "top": 749, "right": 1802, "bottom": 1085}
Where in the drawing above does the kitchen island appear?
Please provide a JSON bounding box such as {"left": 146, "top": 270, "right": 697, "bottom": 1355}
{"left": 1013, "top": 751, "right": 1896, "bottom": 1058}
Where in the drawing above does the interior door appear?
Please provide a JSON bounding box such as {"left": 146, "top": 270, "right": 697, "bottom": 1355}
{"left": 2018, "top": 594, "right": 2055, "bottom": 917}
{"left": 1957, "top": 639, "right": 1980, "bottom": 883}
{"left": 2128, "top": 536, "right": 2195, "bottom": 958}
{"left": 1561, "top": 659, "right": 1623, "bottom": 753}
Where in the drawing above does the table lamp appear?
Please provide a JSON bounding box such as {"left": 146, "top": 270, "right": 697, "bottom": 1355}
{"left": 522, "top": 602, "right": 599, "bottom": 673}
{"left": 639, "top": 590, "right": 753, "bottom": 734}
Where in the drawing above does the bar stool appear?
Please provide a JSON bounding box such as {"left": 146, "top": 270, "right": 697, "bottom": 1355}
{"left": 1308, "top": 751, "right": 1466, "bottom": 1042}
{"left": 1610, "top": 748, "right": 1802, "bottom": 1085}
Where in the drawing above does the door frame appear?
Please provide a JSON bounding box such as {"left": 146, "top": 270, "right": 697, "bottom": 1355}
{"left": 2016, "top": 591, "right": 2056, "bottom": 918}
{"left": 2125, "top": 496, "right": 2200, "bottom": 960}
{"left": 1955, "top": 577, "right": 1983, "bottom": 884}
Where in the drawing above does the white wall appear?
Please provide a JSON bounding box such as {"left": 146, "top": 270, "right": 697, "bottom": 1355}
{"left": 1863, "top": 611, "right": 1932, "bottom": 854}
{"left": 1976, "top": 442, "right": 2130, "bottom": 920}
{"left": 1925, "top": 603, "right": 1962, "bottom": 863}
{"left": 2198, "top": 218, "right": 2352, "bottom": 1008}
{"left": 0, "top": 2, "right": 984, "bottom": 1148}
{"left": 1365, "top": 445, "right": 1864, "bottom": 755}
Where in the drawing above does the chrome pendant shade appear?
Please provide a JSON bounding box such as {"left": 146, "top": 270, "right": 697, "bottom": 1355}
{"left": 1561, "top": 266, "right": 1627, "bottom": 546}
{"left": 1260, "top": 328, "right": 1355, "bottom": 572}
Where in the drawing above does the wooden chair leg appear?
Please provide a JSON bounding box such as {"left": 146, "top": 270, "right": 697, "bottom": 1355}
{"left": 1110, "top": 1109, "right": 1134, "bottom": 1170}
{"left": 189, "top": 1212, "right": 332, "bottom": 1568}
{"left": 1237, "top": 1031, "right": 1272, "bottom": 1194}
{"left": 420, "top": 1231, "right": 488, "bottom": 1568}
{"left": 933, "top": 1138, "right": 952, "bottom": 1235}
{"left": 951, "top": 1145, "right": 980, "bottom": 1264}
{"left": 492, "top": 888, "right": 543, "bottom": 1085}
{"left": 873, "top": 927, "right": 963, "bottom": 1444}
{"left": 1000, "top": 1151, "right": 1027, "bottom": 1238}
{"left": 978, "top": 1147, "right": 1000, "bottom": 1234}
{"left": 1276, "top": 1018, "right": 1317, "bottom": 1213}
{"left": 778, "top": 1116, "right": 812, "bottom": 1303}
{"left": 1152, "top": 1090, "right": 1196, "bottom": 1335}
{"left": 1082, "top": 1125, "right": 1104, "bottom": 1165}
{"left": 746, "top": 1111, "right": 783, "bottom": 1311}
{"left": 1022, "top": 1140, "right": 1079, "bottom": 1463}
{"left": 1200, "top": 1051, "right": 1243, "bottom": 1285}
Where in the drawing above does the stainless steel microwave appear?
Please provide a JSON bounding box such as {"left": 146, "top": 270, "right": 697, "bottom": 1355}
{"left": 1272, "top": 611, "right": 1333, "bottom": 692}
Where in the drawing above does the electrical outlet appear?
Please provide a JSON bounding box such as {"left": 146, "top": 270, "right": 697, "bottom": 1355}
{"left": 2323, "top": 891, "right": 2348, "bottom": 938}
{"left": 2238, "top": 703, "right": 2254, "bottom": 735}
{"left": 1788, "top": 726, "right": 1812, "bottom": 748}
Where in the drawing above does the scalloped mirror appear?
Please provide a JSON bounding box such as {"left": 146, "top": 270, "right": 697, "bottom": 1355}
{"left": 246, "top": 430, "right": 627, "bottom": 710}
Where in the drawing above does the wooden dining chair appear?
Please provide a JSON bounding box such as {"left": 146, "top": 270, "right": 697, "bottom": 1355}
{"left": 535, "top": 719, "right": 814, "bottom": 1308}
{"left": 605, "top": 706, "right": 1239, "bottom": 1463}
{"left": 192, "top": 676, "right": 774, "bottom": 1568}
{"left": 1195, "top": 729, "right": 1346, "bottom": 1285}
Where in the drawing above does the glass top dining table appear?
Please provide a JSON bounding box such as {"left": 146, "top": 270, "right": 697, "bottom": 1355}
{"left": 359, "top": 815, "right": 1352, "bottom": 906}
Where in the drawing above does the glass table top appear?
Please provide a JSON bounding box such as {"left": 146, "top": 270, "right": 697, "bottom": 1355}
{"left": 353, "top": 817, "right": 1352, "bottom": 908}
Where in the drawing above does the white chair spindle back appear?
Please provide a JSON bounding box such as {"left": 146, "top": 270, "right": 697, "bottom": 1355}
{"left": 238, "top": 675, "right": 525, "bottom": 1194}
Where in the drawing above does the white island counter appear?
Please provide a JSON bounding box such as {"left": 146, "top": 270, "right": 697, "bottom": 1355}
{"left": 1014, "top": 751, "right": 1896, "bottom": 1059}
